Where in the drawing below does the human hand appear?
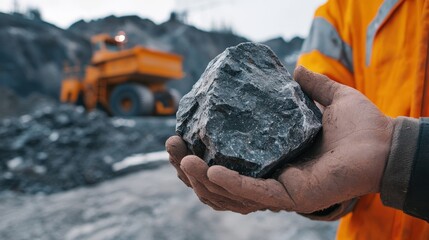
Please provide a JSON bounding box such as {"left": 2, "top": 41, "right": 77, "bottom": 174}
{"left": 166, "top": 66, "right": 394, "bottom": 214}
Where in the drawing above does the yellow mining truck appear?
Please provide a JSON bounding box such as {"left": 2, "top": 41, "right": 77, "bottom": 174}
{"left": 60, "top": 33, "right": 184, "bottom": 116}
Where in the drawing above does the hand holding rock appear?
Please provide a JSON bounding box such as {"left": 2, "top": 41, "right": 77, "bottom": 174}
{"left": 167, "top": 65, "right": 395, "bottom": 215}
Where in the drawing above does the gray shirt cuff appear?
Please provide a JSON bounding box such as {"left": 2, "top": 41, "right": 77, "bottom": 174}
{"left": 380, "top": 116, "right": 419, "bottom": 210}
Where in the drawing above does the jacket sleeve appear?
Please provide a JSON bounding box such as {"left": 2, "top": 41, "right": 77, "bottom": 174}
{"left": 297, "top": 0, "right": 355, "bottom": 88}
{"left": 381, "top": 117, "right": 429, "bottom": 222}
{"left": 295, "top": 0, "right": 357, "bottom": 221}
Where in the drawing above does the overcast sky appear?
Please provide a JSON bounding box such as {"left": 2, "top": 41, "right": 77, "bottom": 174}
{"left": 0, "top": 0, "right": 326, "bottom": 41}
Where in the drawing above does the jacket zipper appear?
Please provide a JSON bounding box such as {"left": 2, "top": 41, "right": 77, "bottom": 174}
{"left": 421, "top": 2, "right": 429, "bottom": 116}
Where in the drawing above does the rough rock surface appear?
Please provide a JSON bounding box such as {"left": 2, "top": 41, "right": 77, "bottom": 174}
{"left": 176, "top": 43, "right": 322, "bottom": 177}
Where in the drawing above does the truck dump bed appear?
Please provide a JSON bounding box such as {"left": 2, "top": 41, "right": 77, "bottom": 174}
{"left": 92, "top": 46, "right": 184, "bottom": 82}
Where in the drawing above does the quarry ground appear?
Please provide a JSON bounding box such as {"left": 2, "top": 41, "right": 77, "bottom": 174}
{"left": 0, "top": 164, "right": 337, "bottom": 240}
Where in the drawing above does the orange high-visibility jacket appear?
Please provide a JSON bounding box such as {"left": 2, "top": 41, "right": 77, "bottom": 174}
{"left": 298, "top": 0, "right": 429, "bottom": 239}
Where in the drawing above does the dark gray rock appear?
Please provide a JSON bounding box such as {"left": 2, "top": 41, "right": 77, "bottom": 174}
{"left": 176, "top": 43, "right": 322, "bottom": 178}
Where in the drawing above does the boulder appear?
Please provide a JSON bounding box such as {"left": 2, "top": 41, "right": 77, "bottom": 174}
{"left": 176, "top": 43, "right": 322, "bottom": 178}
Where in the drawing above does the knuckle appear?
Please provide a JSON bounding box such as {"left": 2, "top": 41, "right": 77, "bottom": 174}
{"left": 168, "top": 156, "right": 180, "bottom": 166}
{"left": 199, "top": 196, "right": 210, "bottom": 205}
{"left": 237, "top": 208, "right": 254, "bottom": 215}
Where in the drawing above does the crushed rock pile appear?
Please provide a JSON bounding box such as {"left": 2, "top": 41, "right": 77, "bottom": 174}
{"left": 0, "top": 103, "right": 175, "bottom": 194}
{"left": 0, "top": 86, "right": 56, "bottom": 118}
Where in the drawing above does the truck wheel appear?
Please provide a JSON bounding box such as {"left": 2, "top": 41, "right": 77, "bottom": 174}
{"left": 75, "top": 91, "right": 85, "bottom": 107}
{"left": 168, "top": 89, "right": 181, "bottom": 112}
{"left": 154, "top": 89, "right": 182, "bottom": 115}
{"left": 109, "top": 84, "right": 154, "bottom": 117}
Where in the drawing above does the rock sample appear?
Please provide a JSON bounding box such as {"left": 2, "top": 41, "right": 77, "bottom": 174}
{"left": 176, "top": 43, "right": 322, "bottom": 178}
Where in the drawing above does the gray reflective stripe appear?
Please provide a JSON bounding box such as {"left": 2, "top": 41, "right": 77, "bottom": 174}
{"left": 366, "top": 0, "right": 399, "bottom": 65}
{"left": 301, "top": 17, "right": 354, "bottom": 73}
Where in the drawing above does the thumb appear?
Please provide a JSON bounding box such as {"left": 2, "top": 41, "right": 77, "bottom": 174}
{"left": 293, "top": 66, "right": 343, "bottom": 107}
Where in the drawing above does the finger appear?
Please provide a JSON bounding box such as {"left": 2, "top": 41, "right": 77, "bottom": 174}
{"left": 181, "top": 156, "right": 260, "bottom": 204}
{"left": 165, "top": 136, "right": 191, "bottom": 187}
{"left": 190, "top": 185, "right": 225, "bottom": 211}
{"left": 165, "top": 136, "right": 189, "bottom": 164}
{"left": 315, "top": 101, "right": 325, "bottom": 113}
{"left": 208, "top": 166, "right": 295, "bottom": 210}
{"left": 187, "top": 175, "right": 258, "bottom": 214}
{"left": 181, "top": 156, "right": 261, "bottom": 214}
{"left": 293, "top": 66, "right": 343, "bottom": 106}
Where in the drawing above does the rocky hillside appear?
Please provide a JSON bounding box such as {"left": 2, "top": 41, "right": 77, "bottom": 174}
{"left": 0, "top": 12, "right": 303, "bottom": 99}
{"left": 69, "top": 15, "right": 251, "bottom": 95}
{"left": 0, "top": 12, "right": 91, "bottom": 98}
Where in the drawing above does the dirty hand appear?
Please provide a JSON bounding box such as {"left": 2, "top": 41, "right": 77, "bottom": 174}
{"left": 166, "top": 66, "right": 394, "bottom": 215}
